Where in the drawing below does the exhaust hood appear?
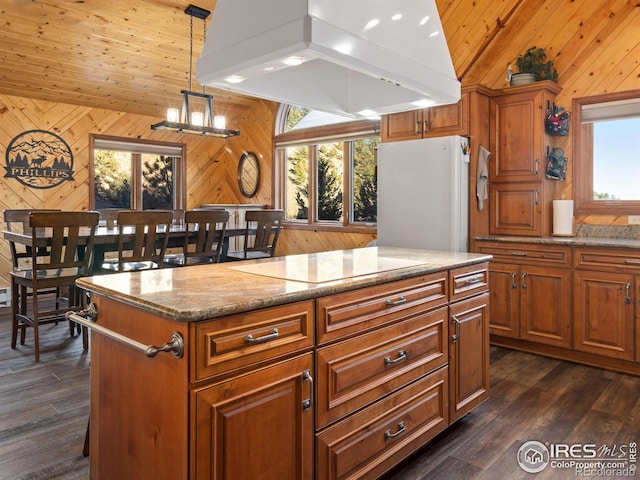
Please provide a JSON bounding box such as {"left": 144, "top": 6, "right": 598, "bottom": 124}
{"left": 196, "top": 0, "right": 460, "bottom": 119}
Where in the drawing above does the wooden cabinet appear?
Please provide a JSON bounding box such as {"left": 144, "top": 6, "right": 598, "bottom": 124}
{"left": 476, "top": 241, "right": 572, "bottom": 347}
{"left": 449, "top": 293, "right": 490, "bottom": 422}
{"left": 489, "top": 82, "right": 560, "bottom": 236}
{"left": 490, "top": 182, "right": 544, "bottom": 236}
{"left": 380, "top": 92, "right": 468, "bottom": 142}
{"left": 192, "top": 353, "right": 314, "bottom": 480}
{"left": 84, "top": 258, "right": 491, "bottom": 479}
{"left": 315, "top": 266, "right": 489, "bottom": 478}
{"left": 573, "top": 247, "right": 640, "bottom": 361}
{"left": 448, "top": 264, "right": 490, "bottom": 422}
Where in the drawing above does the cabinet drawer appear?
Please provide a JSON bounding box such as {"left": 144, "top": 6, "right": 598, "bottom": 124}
{"left": 449, "top": 263, "right": 489, "bottom": 302}
{"left": 192, "top": 301, "right": 314, "bottom": 382}
{"left": 476, "top": 241, "right": 571, "bottom": 267}
{"left": 574, "top": 247, "right": 640, "bottom": 274}
{"left": 316, "top": 367, "right": 448, "bottom": 480}
{"left": 316, "top": 273, "right": 448, "bottom": 346}
{"left": 316, "top": 306, "right": 447, "bottom": 429}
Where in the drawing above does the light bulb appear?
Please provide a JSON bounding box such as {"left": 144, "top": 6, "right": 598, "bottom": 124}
{"left": 214, "top": 115, "right": 226, "bottom": 129}
{"left": 191, "top": 112, "right": 204, "bottom": 126}
{"left": 167, "top": 108, "right": 179, "bottom": 123}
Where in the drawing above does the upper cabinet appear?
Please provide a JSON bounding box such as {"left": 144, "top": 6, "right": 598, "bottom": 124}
{"left": 489, "top": 81, "right": 560, "bottom": 183}
{"left": 381, "top": 92, "right": 469, "bottom": 142}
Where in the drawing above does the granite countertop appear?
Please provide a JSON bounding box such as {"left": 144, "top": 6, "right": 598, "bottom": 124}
{"left": 475, "top": 235, "right": 640, "bottom": 249}
{"left": 77, "top": 246, "right": 492, "bottom": 323}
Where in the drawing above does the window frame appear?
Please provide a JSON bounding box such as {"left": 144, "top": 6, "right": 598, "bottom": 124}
{"left": 573, "top": 89, "right": 640, "bottom": 215}
{"left": 274, "top": 113, "right": 379, "bottom": 233}
{"left": 89, "top": 134, "right": 186, "bottom": 211}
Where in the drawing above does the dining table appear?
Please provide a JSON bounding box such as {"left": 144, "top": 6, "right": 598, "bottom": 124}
{"left": 2, "top": 223, "right": 249, "bottom": 274}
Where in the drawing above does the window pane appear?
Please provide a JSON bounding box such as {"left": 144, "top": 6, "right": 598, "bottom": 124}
{"left": 352, "top": 138, "right": 378, "bottom": 223}
{"left": 94, "top": 150, "right": 132, "bottom": 208}
{"left": 592, "top": 118, "right": 640, "bottom": 200}
{"left": 142, "top": 154, "right": 175, "bottom": 209}
{"left": 285, "top": 146, "right": 309, "bottom": 220}
{"left": 316, "top": 143, "right": 343, "bottom": 222}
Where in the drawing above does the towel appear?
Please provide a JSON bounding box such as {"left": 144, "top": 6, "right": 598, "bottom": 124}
{"left": 477, "top": 145, "right": 491, "bottom": 210}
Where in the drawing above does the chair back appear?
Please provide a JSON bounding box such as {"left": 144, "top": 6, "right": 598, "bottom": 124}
{"left": 28, "top": 211, "right": 99, "bottom": 276}
{"left": 115, "top": 210, "right": 173, "bottom": 270}
{"left": 97, "top": 208, "right": 130, "bottom": 228}
{"left": 3, "top": 209, "right": 61, "bottom": 269}
{"left": 182, "top": 209, "right": 229, "bottom": 264}
{"left": 243, "top": 209, "right": 284, "bottom": 258}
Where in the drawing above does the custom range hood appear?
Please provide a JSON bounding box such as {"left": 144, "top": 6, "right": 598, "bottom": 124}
{"left": 196, "top": 0, "right": 460, "bottom": 118}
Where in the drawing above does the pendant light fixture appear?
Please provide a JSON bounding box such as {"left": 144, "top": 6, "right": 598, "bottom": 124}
{"left": 151, "top": 4, "right": 240, "bottom": 138}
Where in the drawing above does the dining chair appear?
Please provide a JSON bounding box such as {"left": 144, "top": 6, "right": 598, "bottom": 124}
{"left": 10, "top": 210, "right": 99, "bottom": 362}
{"left": 225, "top": 209, "right": 284, "bottom": 260}
{"left": 100, "top": 210, "right": 173, "bottom": 272}
{"left": 164, "top": 209, "right": 229, "bottom": 266}
{"left": 96, "top": 208, "right": 130, "bottom": 228}
{"left": 4, "top": 209, "right": 63, "bottom": 331}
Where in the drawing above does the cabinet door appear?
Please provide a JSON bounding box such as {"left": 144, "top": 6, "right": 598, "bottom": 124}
{"left": 488, "top": 262, "right": 520, "bottom": 338}
{"left": 380, "top": 110, "right": 423, "bottom": 141}
{"left": 425, "top": 96, "right": 467, "bottom": 137}
{"left": 192, "top": 354, "right": 314, "bottom": 480}
{"left": 449, "top": 293, "right": 490, "bottom": 422}
{"left": 573, "top": 271, "right": 635, "bottom": 360}
{"left": 490, "top": 90, "right": 545, "bottom": 182}
{"left": 490, "top": 182, "right": 543, "bottom": 236}
{"left": 520, "top": 265, "right": 572, "bottom": 347}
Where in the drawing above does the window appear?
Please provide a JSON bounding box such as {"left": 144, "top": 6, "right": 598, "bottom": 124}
{"left": 275, "top": 106, "right": 379, "bottom": 230}
{"left": 90, "top": 135, "right": 186, "bottom": 210}
{"left": 574, "top": 90, "right": 640, "bottom": 215}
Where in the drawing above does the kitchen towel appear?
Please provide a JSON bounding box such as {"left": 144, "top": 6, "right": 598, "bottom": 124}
{"left": 477, "top": 145, "right": 491, "bottom": 210}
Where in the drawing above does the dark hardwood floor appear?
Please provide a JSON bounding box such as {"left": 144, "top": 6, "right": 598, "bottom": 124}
{"left": 0, "top": 305, "right": 638, "bottom": 480}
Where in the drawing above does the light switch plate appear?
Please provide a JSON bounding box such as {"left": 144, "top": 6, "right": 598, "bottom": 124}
{"left": 628, "top": 215, "right": 640, "bottom": 225}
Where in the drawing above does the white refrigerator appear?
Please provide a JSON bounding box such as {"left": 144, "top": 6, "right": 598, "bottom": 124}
{"left": 377, "top": 135, "right": 470, "bottom": 252}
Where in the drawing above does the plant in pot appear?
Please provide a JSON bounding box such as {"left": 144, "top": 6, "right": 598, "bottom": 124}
{"left": 510, "top": 46, "right": 558, "bottom": 86}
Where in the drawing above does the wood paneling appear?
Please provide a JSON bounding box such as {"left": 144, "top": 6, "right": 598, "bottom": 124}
{"left": 1, "top": 0, "right": 639, "bottom": 282}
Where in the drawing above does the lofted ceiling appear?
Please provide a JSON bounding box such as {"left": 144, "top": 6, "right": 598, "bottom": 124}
{"left": 0, "top": 0, "right": 638, "bottom": 120}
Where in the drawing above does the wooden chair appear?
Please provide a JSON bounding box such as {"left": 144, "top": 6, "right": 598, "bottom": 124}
{"left": 10, "top": 211, "right": 99, "bottom": 362}
{"left": 225, "top": 209, "right": 284, "bottom": 260}
{"left": 164, "top": 209, "right": 229, "bottom": 266}
{"left": 96, "top": 208, "right": 130, "bottom": 228}
{"left": 100, "top": 210, "right": 173, "bottom": 272}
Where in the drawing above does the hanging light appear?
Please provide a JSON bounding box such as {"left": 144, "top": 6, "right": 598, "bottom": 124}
{"left": 151, "top": 4, "right": 240, "bottom": 138}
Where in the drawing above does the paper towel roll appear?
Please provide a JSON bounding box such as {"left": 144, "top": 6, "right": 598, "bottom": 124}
{"left": 553, "top": 200, "right": 574, "bottom": 235}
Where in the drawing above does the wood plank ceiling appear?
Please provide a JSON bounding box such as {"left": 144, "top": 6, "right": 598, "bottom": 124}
{"left": 0, "top": 0, "right": 638, "bottom": 118}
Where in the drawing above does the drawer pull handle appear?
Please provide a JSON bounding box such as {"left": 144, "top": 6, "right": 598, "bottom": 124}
{"left": 302, "top": 370, "right": 313, "bottom": 411}
{"left": 625, "top": 282, "right": 632, "bottom": 304}
{"left": 521, "top": 272, "right": 527, "bottom": 289}
{"left": 384, "top": 350, "right": 408, "bottom": 367}
{"left": 624, "top": 259, "right": 640, "bottom": 265}
{"left": 385, "top": 296, "right": 407, "bottom": 307}
{"left": 511, "top": 272, "right": 517, "bottom": 289}
{"left": 384, "top": 421, "right": 406, "bottom": 441}
{"left": 464, "top": 276, "right": 482, "bottom": 285}
{"left": 244, "top": 328, "right": 279, "bottom": 345}
{"left": 511, "top": 251, "right": 528, "bottom": 256}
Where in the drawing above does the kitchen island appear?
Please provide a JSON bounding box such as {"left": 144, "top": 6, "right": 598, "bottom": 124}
{"left": 75, "top": 247, "right": 491, "bottom": 480}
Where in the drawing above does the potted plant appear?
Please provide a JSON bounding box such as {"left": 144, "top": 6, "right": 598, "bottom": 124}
{"left": 510, "top": 46, "right": 558, "bottom": 86}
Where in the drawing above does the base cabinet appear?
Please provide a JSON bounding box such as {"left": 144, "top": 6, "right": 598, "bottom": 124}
{"left": 192, "top": 354, "right": 314, "bottom": 480}
{"left": 449, "top": 293, "right": 490, "bottom": 422}
{"left": 316, "top": 368, "right": 448, "bottom": 480}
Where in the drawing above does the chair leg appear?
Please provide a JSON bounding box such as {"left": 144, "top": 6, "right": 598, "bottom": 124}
{"left": 32, "top": 293, "right": 40, "bottom": 363}
{"left": 82, "top": 325, "right": 89, "bottom": 351}
{"left": 83, "top": 416, "right": 90, "bottom": 457}
{"left": 20, "top": 285, "right": 27, "bottom": 345}
{"left": 10, "top": 279, "right": 19, "bottom": 349}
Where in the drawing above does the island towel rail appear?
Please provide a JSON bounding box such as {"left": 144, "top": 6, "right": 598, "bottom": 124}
{"left": 65, "top": 304, "right": 184, "bottom": 358}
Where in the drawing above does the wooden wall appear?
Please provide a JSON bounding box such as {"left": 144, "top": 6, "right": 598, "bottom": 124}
{"left": 0, "top": 93, "right": 272, "bottom": 286}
